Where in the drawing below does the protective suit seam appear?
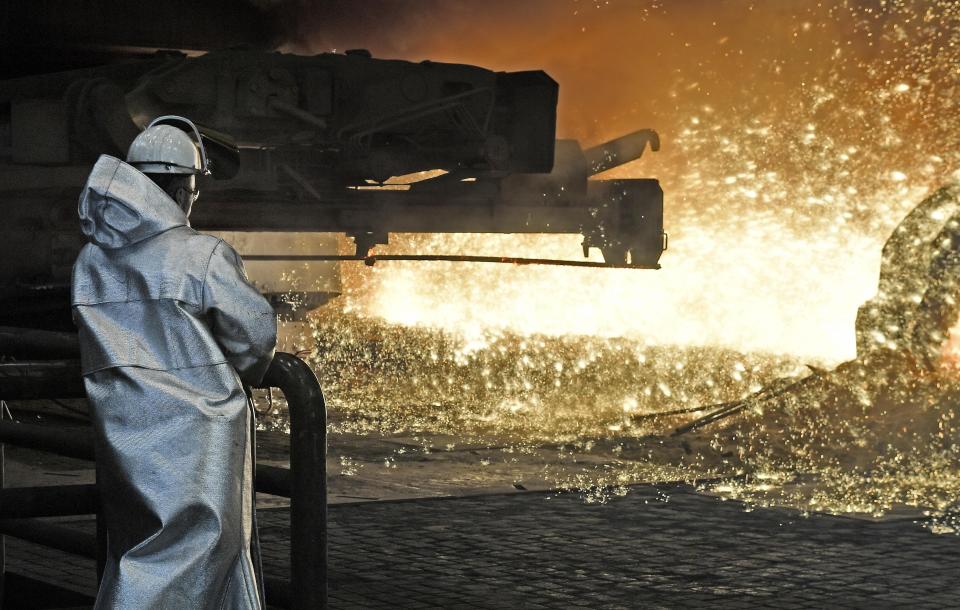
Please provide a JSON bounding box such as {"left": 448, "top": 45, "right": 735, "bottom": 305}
{"left": 201, "top": 239, "right": 227, "bottom": 311}
{"left": 71, "top": 296, "right": 201, "bottom": 307}
{"left": 216, "top": 557, "right": 237, "bottom": 610}
{"left": 137, "top": 223, "right": 190, "bottom": 242}
{"left": 102, "top": 222, "right": 189, "bottom": 251}
{"left": 237, "top": 549, "right": 260, "bottom": 610}
{"left": 103, "top": 158, "right": 122, "bottom": 195}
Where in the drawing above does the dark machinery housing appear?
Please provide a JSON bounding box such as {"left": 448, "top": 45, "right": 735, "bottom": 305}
{"left": 0, "top": 47, "right": 664, "bottom": 329}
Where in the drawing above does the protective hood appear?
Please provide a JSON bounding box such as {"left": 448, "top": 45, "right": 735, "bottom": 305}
{"left": 78, "top": 155, "right": 188, "bottom": 250}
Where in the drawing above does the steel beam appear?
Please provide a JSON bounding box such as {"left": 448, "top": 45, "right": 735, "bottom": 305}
{"left": 0, "top": 485, "right": 97, "bottom": 518}
{"left": 0, "top": 518, "right": 95, "bottom": 558}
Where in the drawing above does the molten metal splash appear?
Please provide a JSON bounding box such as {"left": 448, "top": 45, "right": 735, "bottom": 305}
{"left": 275, "top": 1, "right": 960, "bottom": 523}
{"left": 940, "top": 322, "right": 960, "bottom": 371}
{"left": 316, "top": 0, "right": 960, "bottom": 363}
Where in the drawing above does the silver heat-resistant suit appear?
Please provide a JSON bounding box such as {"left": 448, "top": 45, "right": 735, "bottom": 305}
{"left": 71, "top": 154, "right": 277, "bottom": 608}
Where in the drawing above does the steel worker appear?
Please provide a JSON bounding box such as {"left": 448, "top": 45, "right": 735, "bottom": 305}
{"left": 71, "top": 116, "right": 276, "bottom": 609}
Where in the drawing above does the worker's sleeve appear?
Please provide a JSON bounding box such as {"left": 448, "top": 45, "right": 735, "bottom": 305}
{"left": 202, "top": 240, "right": 277, "bottom": 386}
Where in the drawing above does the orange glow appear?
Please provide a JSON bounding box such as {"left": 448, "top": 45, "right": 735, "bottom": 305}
{"left": 940, "top": 321, "right": 960, "bottom": 371}
{"left": 271, "top": 2, "right": 960, "bottom": 522}
{"left": 287, "top": 1, "right": 960, "bottom": 362}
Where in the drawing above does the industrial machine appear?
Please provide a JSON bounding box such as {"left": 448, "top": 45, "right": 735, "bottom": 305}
{"left": 0, "top": 46, "right": 664, "bottom": 329}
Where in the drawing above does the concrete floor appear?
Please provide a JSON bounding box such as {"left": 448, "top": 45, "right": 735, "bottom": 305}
{"left": 2, "top": 411, "right": 958, "bottom": 608}
{"left": 4, "top": 483, "right": 960, "bottom": 608}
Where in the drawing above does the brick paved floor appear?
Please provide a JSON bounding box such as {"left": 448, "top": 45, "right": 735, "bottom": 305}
{"left": 5, "top": 483, "right": 960, "bottom": 608}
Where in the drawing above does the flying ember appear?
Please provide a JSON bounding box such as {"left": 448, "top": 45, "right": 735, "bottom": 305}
{"left": 271, "top": 0, "right": 960, "bottom": 525}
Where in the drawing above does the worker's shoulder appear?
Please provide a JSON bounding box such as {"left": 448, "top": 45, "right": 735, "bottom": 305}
{"left": 149, "top": 226, "right": 224, "bottom": 259}
{"left": 73, "top": 228, "right": 225, "bottom": 307}
{"left": 74, "top": 241, "right": 98, "bottom": 262}
{"left": 75, "top": 227, "right": 218, "bottom": 265}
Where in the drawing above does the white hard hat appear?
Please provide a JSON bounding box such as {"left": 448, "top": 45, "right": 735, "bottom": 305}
{"left": 126, "top": 116, "right": 210, "bottom": 176}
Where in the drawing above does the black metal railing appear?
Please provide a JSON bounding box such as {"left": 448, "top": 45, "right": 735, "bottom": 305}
{"left": 0, "top": 351, "right": 327, "bottom": 609}
{"left": 259, "top": 353, "right": 328, "bottom": 610}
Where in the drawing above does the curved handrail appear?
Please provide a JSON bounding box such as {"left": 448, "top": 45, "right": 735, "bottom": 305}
{"left": 258, "top": 352, "right": 328, "bottom": 610}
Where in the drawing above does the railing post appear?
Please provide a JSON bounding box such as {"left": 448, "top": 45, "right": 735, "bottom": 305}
{"left": 260, "top": 353, "right": 327, "bottom": 610}
{"left": 95, "top": 461, "right": 106, "bottom": 584}
{"left": 1, "top": 408, "right": 6, "bottom": 607}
